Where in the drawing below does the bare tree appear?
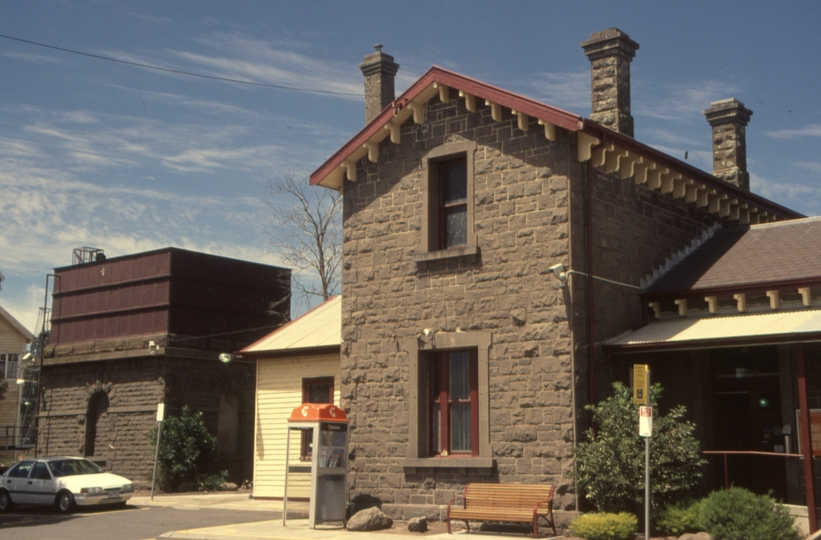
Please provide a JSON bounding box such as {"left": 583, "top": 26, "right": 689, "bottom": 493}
{"left": 267, "top": 173, "right": 342, "bottom": 314}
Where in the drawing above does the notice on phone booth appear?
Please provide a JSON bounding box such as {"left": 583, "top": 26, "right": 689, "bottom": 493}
{"left": 639, "top": 406, "right": 653, "bottom": 437}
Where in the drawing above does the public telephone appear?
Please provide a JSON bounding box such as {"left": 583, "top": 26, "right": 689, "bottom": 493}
{"left": 283, "top": 404, "right": 349, "bottom": 529}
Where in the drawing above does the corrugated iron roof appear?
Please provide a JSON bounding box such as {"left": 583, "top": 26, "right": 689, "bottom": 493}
{"left": 645, "top": 217, "right": 821, "bottom": 296}
{"left": 241, "top": 296, "right": 341, "bottom": 354}
{"left": 0, "top": 303, "right": 35, "bottom": 341}
{"left": 606, "top": 308, "right": 821, "bottom": 351}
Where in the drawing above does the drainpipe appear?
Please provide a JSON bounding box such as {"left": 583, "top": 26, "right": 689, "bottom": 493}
{"left": 797, "top": 344, "right": 817, "bottom": 533}
{"left": 587, "top": 160, "right": 596, "bottom": 405}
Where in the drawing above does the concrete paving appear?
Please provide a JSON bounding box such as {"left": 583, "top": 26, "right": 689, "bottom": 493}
{"left": 130, "top": 493, "right": 559, "bottom": 540}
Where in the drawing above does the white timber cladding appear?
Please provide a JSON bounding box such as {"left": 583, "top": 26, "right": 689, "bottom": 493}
{"left": 253, "top": 353, "right": 340, "bottom": 499}
{"left": 0, "top": 309, "right": 31, "bottom": 440}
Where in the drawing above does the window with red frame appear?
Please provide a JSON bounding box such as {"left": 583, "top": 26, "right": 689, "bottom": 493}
{"left": 429, "top": 350, "right": 478, "bottom": 456}
{"left": 301, "top": 376, "right": 334, "bottom": 460}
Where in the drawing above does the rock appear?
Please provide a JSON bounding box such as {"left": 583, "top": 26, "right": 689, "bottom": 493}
{"left": 219, "top": 482, "right": 239, "bottom": 491}
{"left": 347, "top": 507, "right": 393, "bottom": 531}
{"left": 408, "top": 516, "right": 428, "bottom": 532}
{"left": 679, "top": 533, "right": 711, "bottom": 540}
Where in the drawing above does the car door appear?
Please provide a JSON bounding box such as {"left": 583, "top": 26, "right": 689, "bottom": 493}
{"left": 3, "top": 461, "right": 34, "bottom": 504}
{"left": 27, "top": 462, "right": 56, "bottom": 505}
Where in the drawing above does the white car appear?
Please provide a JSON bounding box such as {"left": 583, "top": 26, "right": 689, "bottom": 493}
{"left": 0, "top": 457, "right": 134, "bottom": 513}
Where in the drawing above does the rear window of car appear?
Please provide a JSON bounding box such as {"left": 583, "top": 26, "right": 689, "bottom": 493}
{"left": 48, "top": 459, "right": 103, "bottom": 477}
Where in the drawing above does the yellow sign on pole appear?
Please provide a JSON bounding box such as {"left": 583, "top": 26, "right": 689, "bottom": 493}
{"left": 633, "top": 364, "right": 649, "bottom": 405}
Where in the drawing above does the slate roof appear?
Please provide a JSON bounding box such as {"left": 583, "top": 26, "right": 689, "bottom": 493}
{"left": 644, "top": 217, "right": 821, "bottom": 296}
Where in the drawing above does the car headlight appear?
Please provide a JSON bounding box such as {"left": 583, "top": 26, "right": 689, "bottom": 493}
{"left": 122, "top": 483, "right": 134, "bottom": 492}
{"left": 81, "top": 487, "right": 104, "bottom": 494}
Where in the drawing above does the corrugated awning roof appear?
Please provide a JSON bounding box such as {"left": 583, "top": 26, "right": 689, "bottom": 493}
{"left": 605, "top": 309, "right": 821, "bottom": 352}
{"left": 241, "top": 296, "right": 341, "bottom": 354}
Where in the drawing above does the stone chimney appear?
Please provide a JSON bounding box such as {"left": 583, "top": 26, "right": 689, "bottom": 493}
{"left": 581, "top": 28, "right": 639, "bottom": 137}
{"left": 359, "top": 44, "right": 399, "bottom": 124}
{"left": 703, "top": 98, "right": 753, "bottom": 190}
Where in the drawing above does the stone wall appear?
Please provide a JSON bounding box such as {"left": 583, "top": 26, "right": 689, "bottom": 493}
{"left": 39, "top": 356, "right": 254, "bottom": 486}
{"left": 342, "top": 95, "right": 580, "bottom": 517}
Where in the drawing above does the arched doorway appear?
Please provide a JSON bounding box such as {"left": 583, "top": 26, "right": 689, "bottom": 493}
{"left": 84, "top": 392, "right": 110, "bottom": 458}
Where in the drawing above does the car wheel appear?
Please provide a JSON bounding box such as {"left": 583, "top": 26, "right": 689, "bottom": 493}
{"left": 0, "top": 490, "right": 13, "bottom": 513}
{"left": 56, "top": 490, "right": 76, "bottom": 514}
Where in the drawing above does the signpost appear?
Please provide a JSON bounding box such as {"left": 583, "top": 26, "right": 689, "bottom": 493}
{"left": 151, "top": 403, "right": 165, "bottom": 501}
{"left": 634, "top": 365, "right": 651, "bottom": 539}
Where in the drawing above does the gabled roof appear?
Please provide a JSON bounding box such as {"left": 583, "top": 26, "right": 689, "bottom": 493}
{"left": 311, "top": 66, "right": 800, "bottom": 225}
{"left": 240, "top": 295, "right": 341, "bottom": 355}
{"left": 644, "top": 217, "right": 821, "bottom": 297}
{"left": 0, "top": 304, "right": 34, "bottom": 342}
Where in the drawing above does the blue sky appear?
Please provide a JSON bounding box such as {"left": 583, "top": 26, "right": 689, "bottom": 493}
{"left": 2, "top": 1, "right": 820, "bottom": 333}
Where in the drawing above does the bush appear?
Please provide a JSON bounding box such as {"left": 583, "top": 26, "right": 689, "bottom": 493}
{"left": 656, "top": 499, "right": 702, "bottom": 536}
{"left": 698, "top": 487, "right": 799, "bottom": 540}
{"left": 149, "top": 406, "right": 224, "bottom": 491}
{"left": 570, "top": 512, "right": 638, "bottom": 540}
{"left": 573, "top": 382, "right": 706, "bottom": 515}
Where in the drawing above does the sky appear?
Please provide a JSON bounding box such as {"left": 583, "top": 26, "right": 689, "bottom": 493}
{"left": 1, "top": 1, "right": 820, "bottom": 335}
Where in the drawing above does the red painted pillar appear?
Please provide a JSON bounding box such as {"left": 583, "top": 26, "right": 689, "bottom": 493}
{"left": 797, "top": 344, "right": 817, "bottom": 533}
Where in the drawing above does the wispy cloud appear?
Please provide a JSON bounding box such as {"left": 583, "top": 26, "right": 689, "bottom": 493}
{"left": 524, "top": 70, "right": 590, "bottom": 111}
{"left": 635, "top": 80, "right": 739, "bottom": 122}
{"left": 796, "top": 161, "right": 821, "bottom": 175}
{"left": 766, "top": 124, "right": 821, "bottom": 139}
{"left": 751, "top": 172, "right": 821, "bottom": 216}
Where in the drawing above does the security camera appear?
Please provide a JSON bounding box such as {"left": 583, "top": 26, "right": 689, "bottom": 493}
{"left": 547, "top": 263, "right": 565, "bottom": 275}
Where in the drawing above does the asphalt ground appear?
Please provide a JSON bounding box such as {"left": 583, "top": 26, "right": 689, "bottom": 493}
{"left": 132, "top": 493, "right": 560, "bottom": 540}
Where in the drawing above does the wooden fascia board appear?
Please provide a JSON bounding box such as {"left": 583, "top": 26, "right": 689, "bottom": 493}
{"left": 582, "top": 121, "right": 803, "bottom": 220}
{"left": 310, "top": 66, "right": 585, "bottom": 188}
{"left": 644, "top": 278, "right": 821, "bottom": 302}
{"left": 606, "top": 332, "right": 821, "bottom": 354}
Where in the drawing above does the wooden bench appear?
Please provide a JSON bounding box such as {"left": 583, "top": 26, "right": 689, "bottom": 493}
{"left": 446, "top": 483, "right": 556, "bottom": 538}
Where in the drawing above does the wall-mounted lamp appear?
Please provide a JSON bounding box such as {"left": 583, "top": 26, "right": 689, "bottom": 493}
{"left": 148, "top": 341, "right": 159, "bottom": 355}
{"left": 547, "top": 263, "right": 568, "bottom": 286}
{"left": 219, "top": 353, "right": 241, "bottom": 363}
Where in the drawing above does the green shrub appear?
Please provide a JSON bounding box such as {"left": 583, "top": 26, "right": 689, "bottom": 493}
{"left": 149, "top": 406, "right": 225, "bottom": 491}
{"left": 698, "top": 487, "right": 798, "bottom": 540}
{"left": 570, "top": 512, "right": 638, "bottom": 540}
{"left": 573, "top": 382, "right": 706, "bottom": 514}
{"left": 197, "top": 471, "right": 229, "bottom": 491}
{"left": 656, "top": 499, "right": 702, "bottom": 536}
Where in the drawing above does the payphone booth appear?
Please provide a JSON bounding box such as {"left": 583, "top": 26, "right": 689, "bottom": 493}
{"left": 283, "top": 403, "right": 349, "bottom": 528}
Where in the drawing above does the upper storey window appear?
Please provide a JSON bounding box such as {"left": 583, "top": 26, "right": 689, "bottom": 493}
{"left": 437, "top": 158, "right": 468, "bottom": 249}
{"left": 416, "top": 140, "right": 478, "bottom": 264}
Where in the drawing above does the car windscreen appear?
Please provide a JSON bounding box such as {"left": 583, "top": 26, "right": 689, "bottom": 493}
{"left": 48, "top": 459, "right": 104, "bottom": 477}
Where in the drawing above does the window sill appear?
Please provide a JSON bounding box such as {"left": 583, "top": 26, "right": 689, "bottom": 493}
{"left": 413, "top": 245, "right": 480, "bottom": 265}
{"left": 399, "top": 457, "right": 495, "bottom": 474}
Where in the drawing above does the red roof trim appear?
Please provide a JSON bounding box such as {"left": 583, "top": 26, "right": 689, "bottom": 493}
{"left": 310, "top": 66, "right": 584, "bottom": 186}
{"left": 310, "top": 65, "right": 802, "bottom": 221}
{"left": 581, "top": 122, "right": 803, "bottom": 219}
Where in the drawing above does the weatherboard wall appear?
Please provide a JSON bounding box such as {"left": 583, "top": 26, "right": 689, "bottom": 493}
{"left": 253, "top": 353, "right": 340, "bottom": 499}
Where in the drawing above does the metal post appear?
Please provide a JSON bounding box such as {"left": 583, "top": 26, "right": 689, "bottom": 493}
{"left": 645, "top": 436, "right": 650, "bottom": 539}
{"left": 797, "top": 345, "right": 817, "bottom": 533}
{"left": 150, "top": 421, "right": 162, "bottom": 501}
